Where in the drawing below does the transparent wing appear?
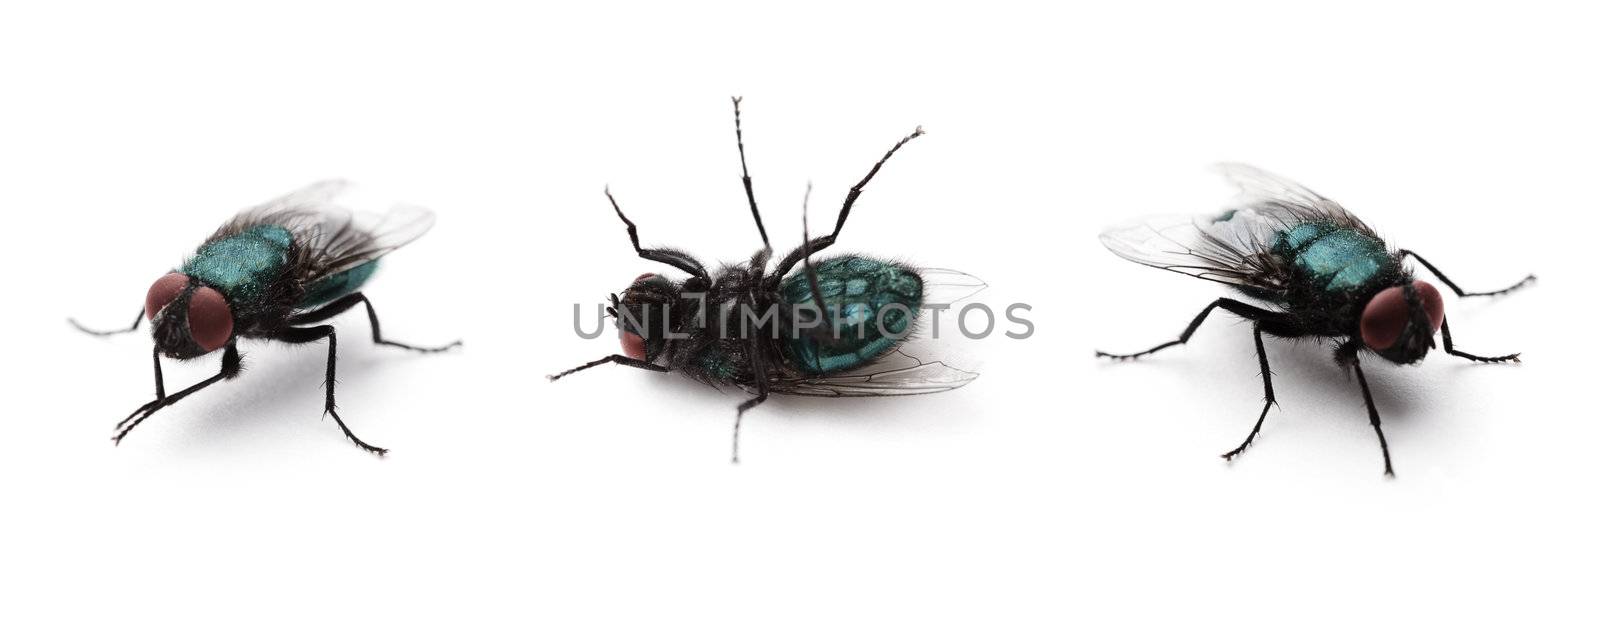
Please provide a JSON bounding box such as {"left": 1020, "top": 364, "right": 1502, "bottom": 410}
{"left": 205, "top": 180, "right": 352, "bottom": 245}
{"left": 1215, "top": 162, "right": 1375, "bottom": 234}
{"left": 1099, "top": 163, "right": 1379, "bottom": 294}
{"left": 305, "top": 201, "right": 436, "bottom": 278}
{"left": 1099, "top": 212, "right": 1287, "bottom": 292}
{"left": 208, "top": 180, "right": 437, "bottom": 282}
{"left": 919, "top": 267, "right": 989, "bottom": 305}
{"left": 764, "top": 348, "right": 978, "bottom": 397}
{"left": 249, "top": 179, "right": 353, "bottom": 215}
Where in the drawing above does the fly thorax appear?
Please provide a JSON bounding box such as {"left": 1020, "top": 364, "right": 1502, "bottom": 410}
{"left": 1271, "top": 222, "right": 1395, "bottom": 293}
{"left": 181, "top": 225, "right": 295, "bottom": 309}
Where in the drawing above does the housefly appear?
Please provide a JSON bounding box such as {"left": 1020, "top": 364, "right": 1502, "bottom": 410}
{"left": 71, "top": 181, "right": 460, "bottom": 455}
{"left": 1097, "top": 164, "right": 1533, "bottom": 476}
{"left": 549, "top": 98, "right": 982, "bottom": 462}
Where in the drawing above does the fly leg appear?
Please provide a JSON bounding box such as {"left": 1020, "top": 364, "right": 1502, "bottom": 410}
{"left": 269, "top": 325, "right": 386, "bottom": 455}
{"left": 1220, "top": 323, "right": 1278, "bottom": 462}
{"left": 604, "top": 188, "right": 711, "bottom": 282}
{"left": 1440, "top": 316, "right": 1521, "bottom": 363}
{"left": 1099, "top": 299, "right": 1296, "bottom": 463}
{"left": 288, "top": 292, "right": 461, "bottom": 353}
{"left": 1399, "top": 250, "right": 1535, "bottom": 297}
{"left": 1399, "top": 251, "right": 1525, "bottom": 362}
{"left": 732, "top": 99, "right": 775, "bottom": 272}
{"left": 732, "top": 334, "right": 771, "bottom": 465}
{"left": 731, "top": 96, "right": 771, "bottom": 249}
{"left": 1349, "top": 353, "right": 1396, "bottom": 477}
{"left": 768, "top": 124, "right": 926, "bottom": 282}
{"left": 547, "top": 355, "right": 669, "bottom": 381}
{"left": 732, "top": 391, "right": 768, "bottom": 465}
{"left": 797, "top": 182, "right": 835, "bottom": 330}
{"left": 70, "top": 309, "right": 143, "bottom": 336}
{"left": 1095, "top": 298, "right": 1282, "bottom": 360}
{"left": 113, "top": 344, "right": 242, "bottom": 445}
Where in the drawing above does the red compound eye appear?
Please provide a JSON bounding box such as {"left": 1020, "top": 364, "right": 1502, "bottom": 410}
{"left": 145, "top": 273, "right": 190, "bottom": 319}
{"left": 621, "top": 330, "right": 648, "bottom": 361}
{"left": 618, "top": 272, "right": 659, "bottom": 360}
{"left": 186, "top": 286, "right": 234, "bottom": 352}
{"left": 1361, "top": 281, "right": 1445, "bottom": 351}
{"left": 1360, "top": 287, "right": 1408, "bottom": 350}
{"left": 1414, "top": 280, "right": 1445, "bottom": 333}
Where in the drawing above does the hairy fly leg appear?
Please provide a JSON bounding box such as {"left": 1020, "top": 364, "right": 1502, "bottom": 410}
{"left": 731, "top": 333, "right": 772, "bottom": 465}
{"left": 797, "top": 182, "right": 835, "bottom": 330}
{"left": 1220, "top": 323, "right": 1280, "bottom": 462}
{"left": 732, "top": 391, "right": 768, "bottom": 465}
{"left": 605, "top": 188, "right": 710, "bottom": 282}
{"left": 289, "top": 292, "right": 461, "bottom": 353}
{"left": 113, "top": 344, "right": 242, "bottom": 445}
{"left": 769, "top": 125, "right": 926, "bottom": 282}
{"left": 731, "top": 96, "right": 771, "bottom": 249}
{"left": 1348, "top": 352, "right": 1396, "bottom": 477}
{"left": 1440, "top": 316, "right": 1521, "bottom": 364}
{"left": 1095, "top": 298, "right": 1284, "bottom": 360}
{"left": 269, "top": 325, "right": 386, "bottom": 455}
{"left": 1099, "top": 299, "right": 1300, "bottom": 463}
{"left": 546, "top": 355, "right": 670, "bottom": 381}
{"left": 1394, "top": 250, "right": 1524, "bottom": 362}
{"left": 69, "top": 309, "right": 144, "bottom": 336}
{"left": 1399, "top": 250, "right": 1535, "bottom": 298}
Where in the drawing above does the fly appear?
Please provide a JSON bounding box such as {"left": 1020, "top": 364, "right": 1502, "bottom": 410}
{"left": 71, "top": 181, "right": 461, "bottom": 455}
{"left": 549, "top": 98, "right": 982, "bottom": 462}
{"left": 1097, "top": 164, "right": 1533, "bottom": 476}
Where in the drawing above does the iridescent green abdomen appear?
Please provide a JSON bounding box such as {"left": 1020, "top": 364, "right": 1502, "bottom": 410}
{"left": 1270, "top": 221, "right": 1395, "bottom": 294}
{"left": 779, "top": 256, "right": 923, "bottom": 375}
{"left": 182, "top": 225, "right": 295, "bottom": 306}
{"left": 299, "top": 260, "right": 379, "bottom": 308}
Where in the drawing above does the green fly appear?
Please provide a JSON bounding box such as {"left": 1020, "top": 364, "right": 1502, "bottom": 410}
{"left": 72, "top": 181, "right": 460, "bottom": 454}
{"left": 1097, "top": 164, "right": 1534, "bottom": 476}
{"left": 548, "top": 98, "right": 983, "bottom": 462}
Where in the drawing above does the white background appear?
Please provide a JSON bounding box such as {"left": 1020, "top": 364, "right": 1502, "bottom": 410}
{"left": 2, "top": 2, "right": 1595, "bottom": 630}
